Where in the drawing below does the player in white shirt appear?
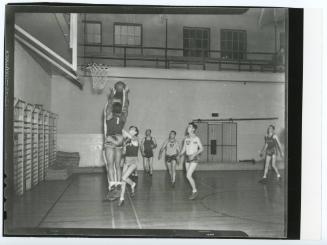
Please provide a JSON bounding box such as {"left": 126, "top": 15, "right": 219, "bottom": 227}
{"left": 180, "top": 122, "right": 203, "bottom": 200}
{"left": 158, "top": 130, "right": 180, "bottom": 187}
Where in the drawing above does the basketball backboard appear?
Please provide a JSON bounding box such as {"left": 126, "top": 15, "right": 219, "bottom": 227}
{"left": 14, "top": 13, "right": 81, "bottom": 88}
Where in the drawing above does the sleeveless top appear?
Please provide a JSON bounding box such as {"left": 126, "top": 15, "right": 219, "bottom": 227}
{"left": 166, "top": 140, "right": 179, "bottom": 156}
{"left": 125, "top": 138, "right": 139, "bottom": 157}
{"left": 106, "top": 116, "right": 124, "bottom": 136}
{"left": 143, "top": 137, "right": 154, "bottom": 153}
{"left": 265, "top": 135, "right": 277, "bottom": 151}
{"left": 184, "top": 136, "right": 201, "bottom": 156}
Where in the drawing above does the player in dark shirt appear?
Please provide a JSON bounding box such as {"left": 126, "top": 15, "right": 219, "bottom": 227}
{"left": 141, "top": 129, "right": 157, "bottom": 176}
{"left": 103, "top": 82, "right": 129, "bottom": 201}
{"left": 118, "top": 126, "right": 140, "bottom": 207}
{"left": 259, "top": 125, "right": 284, "bottom": 184}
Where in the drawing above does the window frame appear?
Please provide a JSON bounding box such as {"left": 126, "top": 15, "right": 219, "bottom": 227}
{"left": 183, "top": 26, "right": 211, "bottom": 58}
{"left": 113, "top": 22, "right": 143, "bottom": 48}
{"left": 84, "top": 21, "right": 103, "bottom": 45}
{"left": 220, "top": 29, "right": 247, "bottom": 60}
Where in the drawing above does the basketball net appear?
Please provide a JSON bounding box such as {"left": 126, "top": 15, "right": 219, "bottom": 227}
{"left": 85, "top": 63, "right": 110, "bottom": 94}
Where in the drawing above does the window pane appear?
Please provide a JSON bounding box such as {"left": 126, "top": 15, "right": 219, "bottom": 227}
{"left": 115, "top": 26, "right": 120, "bottom": 36}
{"left": 135, "top": 36, "right": 141, "bottom": 45}
{"left": 239, "top": 31, "right": 245, "bottom": 41}
{"left": 203, "top": 30, "right": 208, "bottom": 39}
{"left": 127, "top": 26, "right": 134, "bottom": 35}
{"left": 196, "top": 39, "right": 202, "bottom": 48}
{"left": 183, "top": 27, "right": 210, "bottom": 57}
{"left": 233, "top": 31, "right": 239, "bottom": 41}
{"left": 233, "top": 40, "right": 238, "bottom": 50}
{"left": 190, "top": 30, "right": 196, "bottom": 38}
{"left": 115, "top": 34, "right": 120, "bottom": 44}
{"left": 184, "top": 29, "right": 189, "bottom": 38}
{"left": 120, "top": 34, "right": 127, "bottom": 45}
{"left": 94, "top": 34, "right": 101, "bottom": 43}
{"left": 135, "top": 26, "right": 141, "bottom": 36}
{"left": 127, "top": 35, "right": 134, "bottom": 45}
{"left": 114, "top": 24, "right": 142, "bottom": 45}
{"left": 196, "top": 30, "right": 202, "bottom": 38}
{"left": 227, "top": 42, "right": 232, "bottom": 50}
{"left": 239, "top": 41, "right": 244, "bottom": 50}
{"left": 121, "top": 26, "right": 127, "bottom": 35}
{"left": 86, "top": 23, "right": 101, "bottom": 43}
{"left": 227, "top": 31, "right": 232, "bottom": 40}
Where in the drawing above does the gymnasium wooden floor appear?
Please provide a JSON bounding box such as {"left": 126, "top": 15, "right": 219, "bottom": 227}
{"left": 12, "top": 170, "right": 285, "bottom": 238}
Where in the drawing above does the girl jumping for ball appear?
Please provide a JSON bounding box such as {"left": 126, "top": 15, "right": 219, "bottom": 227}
{"left": 158, "top": 130, "right": 180, "bottom": 187}
{"left": 259, "top": 125, "right": 284, "bottom": 184}
{"left": 179, "top": 122, "right": 203, "bottom": 200}
{"left": 118, "top": 126, "right": 140, "bottom": 207}
{"left": 103, "top": 82, "right": 129, "bottom": 201}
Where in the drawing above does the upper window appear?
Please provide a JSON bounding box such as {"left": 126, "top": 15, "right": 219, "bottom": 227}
{"left": 114, "top": 23, "right": 142, "bottom": 46}
{"left": 85, "top": 22, "right": 102, "bottom": 44}
{"left": 183, "top": 27, "right": 210, "bottom": 57}
{"left": 221, "top": 29, "right": 247, "bottom": 60}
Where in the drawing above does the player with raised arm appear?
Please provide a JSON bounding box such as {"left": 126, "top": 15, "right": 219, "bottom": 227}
{"left": 103, "top": 82, "right": 129, "bottom": 201}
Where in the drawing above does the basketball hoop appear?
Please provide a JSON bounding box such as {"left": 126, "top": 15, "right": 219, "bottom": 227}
{"left": 85, "top": 63, "right": 110, "bottom": 94}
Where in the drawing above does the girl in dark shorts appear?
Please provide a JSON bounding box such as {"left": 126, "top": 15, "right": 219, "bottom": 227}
{"left": 159, "top": 130, "right": 180, "bottom": 186}
{"left": 118, "top": 126, "right": 140, "bottom": 207}
{"left": 259, "top": 125, "right": 284, "bottom": 184}
{"left": 141, "top": 129, "right": 157, "bottom": 175}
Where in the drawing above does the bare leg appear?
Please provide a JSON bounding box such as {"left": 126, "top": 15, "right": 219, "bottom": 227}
{"left": 171, "top": 160, "right": 176, "bottom": 183}
{"left": 185, "top": 162, "right": 190, "bottom": 173}
{"left": 271, "top": 155, "right": 281, "bottom": 178}
{"left": 149, "top": 157, "right": 153, "bottom": 175}
{"left": 119, "top": 163, "right": 137, "bottom": 201}
{"left": 114, "top": 148, "right": 122, "bottom": 184}
{"left": 104, "top": 147, "right": 115, "bottom": 190}
{"left": 143, "top": 157, "right": 148, "bottom": 172}
{"left": 167, "top": 160, "right": 172, "bottom": 181}
{"left": 263, "top": 155, "right": 272, "bottom": 178}
{"left": 186, "top": 162, "right": 198, "bottom": 192}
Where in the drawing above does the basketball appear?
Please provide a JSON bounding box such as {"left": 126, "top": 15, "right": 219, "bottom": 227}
{"left": 114, "top": 81, "right": 126, "bottom": 93}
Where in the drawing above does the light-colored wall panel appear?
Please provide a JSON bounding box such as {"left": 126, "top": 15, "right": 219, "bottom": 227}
{"left": 14, "top": 41, "right": 52, "bottom": 109}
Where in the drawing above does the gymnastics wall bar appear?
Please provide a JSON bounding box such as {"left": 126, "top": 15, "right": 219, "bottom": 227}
{"left": 13, "top": 98, "right": 58, "bottom": 196}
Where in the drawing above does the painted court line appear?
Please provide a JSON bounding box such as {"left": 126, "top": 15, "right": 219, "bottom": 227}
{"left": 37, "top": 179, "right": 74, "bottom": 227}
{"left": 198, "top": 180, "right": 217, "bottom": 190}
{"left": 127, "top": 190, "right": 143, "bottom": 229}
{"left": 110, "top": 202, "right": 116, "bottom": 228}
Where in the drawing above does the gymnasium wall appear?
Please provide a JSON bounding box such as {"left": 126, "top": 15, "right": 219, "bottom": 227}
{"left": 51, "top": 67, "right": 285, "bottom": 170}
{"left": 81, "top": 9, "right": 285, "bottom": 59}
{"left": 14, "top": 41, "right": 52, "bottom": 110}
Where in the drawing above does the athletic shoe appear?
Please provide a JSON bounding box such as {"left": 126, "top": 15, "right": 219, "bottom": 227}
{"left": 171, "top": 181, "right": 175, "bottom": 188}
{"left": 113, "top": 188, "right": 121, "bottom": 198}
{"left": 189, "top": 191, "right": 198, "bottom": 200}
{"left": 118, "top": 199, "right": 124, "bottom": 207}
{"left": 104, "top": 190, "right": 118, "bottom": 201}
{"left": 258, "top": 178, "right": 268, "bottom": 184}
